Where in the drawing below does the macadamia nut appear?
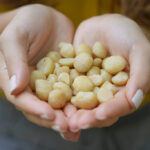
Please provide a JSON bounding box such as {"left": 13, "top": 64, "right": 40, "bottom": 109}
{"left": 74, "top": 53, "right": 93, "bottom": 73}
{"left": 76, "top": 43, "right": 92, "bottom": 55}
{"left": 93, "top": 42, "right": 107, "bottom": 58}
{"left": 59, "top": 42, "right": 75, "bottom": 58}
{"left": 97, "top": 87, "right": 114, "bottom": 103}
{"left": 37, "top": 57, "right": 54, "bottom": 76}
{"left": 30, "top": 70, "right": 46, "bottom": 91}
{"left": 87, "top": 66, "right": 101, "bottom": 76}
{"left": 35, "top": 79, "right": 53, "bottom": 101}
{"left": 47, "top": 51, "right": 61, "bottom": 62}
{"left": 73, "top": 76, "right": 94, "bottom": 92}
{"left": 71, "top": 92, "right": 98, "bottom": 109}
{"left": 59, "top": 58, "right": 74, "bottom": 67}
{"left": 102, "top": 56, "right": 126, "bottom": 74}
{"left": 58, "top": 72, "right": 70, "bottom": 85}
{"left": 48, "top": 89, "right": 67, "bottom": 109}
{"left": 102, "top": 81, "right": 117, "bottom": 94}
{"left": 112, "top": 72, "right": 128, "bottom": 86}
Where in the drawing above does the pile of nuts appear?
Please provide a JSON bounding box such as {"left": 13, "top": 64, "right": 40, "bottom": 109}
{"left": 30, "top": 42, "right": 128, "bottom": 109}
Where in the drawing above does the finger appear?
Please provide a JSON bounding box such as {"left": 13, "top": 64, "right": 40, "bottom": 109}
{"left": 95, "top": 88, "right": 133, "bottom": 120}
{"left": 64, "top": 102, "right": 77, "bottom": 118}
{"left": 0, "top": 26, "right": 29, "bottom": 95}
{"left": 23, "top": 112, "right": 53, "bottom": 128}
{"left": 126, "top": 44, "right": 150, "bottom": 109}
{"left": 77, "top": 110, "right": 118, "bottom": 128}
{"left": 60, "top": 131, "right": 80, "bottom": 142}
{"left": 62, "top": 103, "right": 80, "bottom": 141}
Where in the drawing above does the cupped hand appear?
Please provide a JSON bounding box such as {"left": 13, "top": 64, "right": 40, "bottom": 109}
{"left": 0, "top": 4, "right": 80, "bottom": 141}
{"left": 69, "top": 14, "right": 150, "bottom": 132}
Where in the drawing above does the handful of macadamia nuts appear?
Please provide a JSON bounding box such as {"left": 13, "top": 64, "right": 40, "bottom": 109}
{"left": 30, "top": 42, "right": 129, "bottom": 109}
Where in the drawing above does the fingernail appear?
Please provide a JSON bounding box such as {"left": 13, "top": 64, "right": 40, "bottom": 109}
{"left": 9, "top": 75, "right": 17, "bottom": 94}
{"left": 70, "top": 128, "right": 80, "bottom": 133}
{"left": 60, "top": 132, "right": 65, "bottom": 139}
{"left": 96, "top": 116, "right": 107, "bottom": 121}
{"left": 40, "top": 114, "right": 53, "bottom": 121}
{"left": 132, "top": 89, "right": 143, "bottom": 109}
{"left": 79, "top": 125, "right": 91, "bottom": 130}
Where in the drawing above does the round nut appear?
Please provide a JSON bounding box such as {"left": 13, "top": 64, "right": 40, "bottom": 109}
{"left": 35, "top": 79, "right": 53, "bottom": 101}
{"left": 58, "top": 72, "right": 70, "bottom": 85}
{"left": 112, "top": 72, "right": 128, "bottom": 86}
{"left": 92, "top": 42, "right": 107, "bottom": 58}
{"left": 97, "top": 87, "right": 114, "bottom": 103}
{"left": 70, "top": 69, "right": 81, "bottom": 83}
{"left": 101, "top": 69, "right": 112, "bottom": 83}
{"left": 93, "top": 87, "right": 100, "bottom": 95}
{"left": 71, "top": 92, "right": 98, "bottom": 109}
{"left": 93, "top": 58, "right": 102, "bottom": 67}
{"left": 76, "top": 43, "right": 92, "bottom": 55}
{"left": 59, "top": 58, "right": 74, "bottom": 67}
{"left": 54, "top": 66, "right": 70, "bottom": 76}
{"left": 87, "top": 66, "right": 101, "bottom": 76}
{"left": 37, "top": 57, "right": 54, "bottom": 76}
{"left": 59, "top": 42, "right": 75, "bottom": 58}
{"left": 102, "top": 56, "right": 126, "bottom": 74}
{"left": 47, "top": 51, "right": 61, "bottom": 62}
{"left": 53, "top": 82, "right": 72, "bottom": 101}
{"left": 30, "top": 70, "right": 46, "bottom": 91}
{"left": 47, "top": 74, "right": 57, "bottom": 86}
{"left": 72, "top": 76, "right": 94, "bottom": 92}
{"left": 48, "top": 89, "right": 67, "bottom": 109}
{"left": 74, "top": 53, "right": 93, "bottom": 73}
{"left": 102, "top": 81, "right": 117, "bottom": 94}
{"left": 89, "top": 75, "right": 103, "bottom": 86}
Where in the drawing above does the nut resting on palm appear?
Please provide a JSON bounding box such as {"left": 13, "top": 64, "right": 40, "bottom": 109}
{"left": 30, "top": 42, "right": 129, "bottom": 109}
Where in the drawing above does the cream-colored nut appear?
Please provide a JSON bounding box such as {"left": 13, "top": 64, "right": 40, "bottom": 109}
{"left": 93, "top": 58, "right": 102, "bottom": 67}
{"left": 59, "top": 58, "right": 74, "bottom": 67}
{"left": 93, "top": 87, "right": 100, "bottom": 95}
{"left": 112, "top": 72, "right": 128, "bottom": 86}
{"left": 73, "top": 89, "right": 77, "bottom": 96}
{"left": 58, "top": 72, "right": 70, "bottom": 85}
{"left": 30, "top": 70, "right": 46, "bottom": 91}
{"left": 102, "top": 81, "right": 117, "bottom": 95}
{"left": 97, "top": 87, "right": 114, "bottom": 103}
{"left": 93, "top": 42, "right": 107, "bottom": 58}
{"left": 74, "top": 53, "right": 93, "bottom": 73}
{"left": 71, "top": 92, "right": 98, "bottom": 109}
{"left": 37, "top": 57, "right": 55, "bottom": 76}
{"left": 54, "top": 66, "right": 70, "bottom": 76}
{"left": 70, "top": 69, "right": 81, "bottom": 83}
{"left": 35, "top": 79, "right": 53, "bottom": 101}
{"left": 102, "top": 56, "right": 126, "bottom": 74}
{"left": 53, "top": 82, "right": 72, "bottom": 101}
{"left": 47, "top": 51, "right": 61, "bottom": 62}
{"left": 101, "top": 69, "right": 112, "bottom": 83}
{"left": 72, "top": 76, "right": 94, "bottom": 92}
{"left": 59, "top": 42, "right": 75, "bottom": 58}
{"left": 55, "top": 63, "right": 60, "bottom": 68}
{"left": 48, "top": 89, "right": 67, "bottom": 109}
{"left": 89, "top": 75, "right": 103, "bottom": 86}
{"left": 87, "top": 66, "right": 101, "bottom": 76}
{"left": 47, "top": 74, "right": 57, "bottom": 86}
{"left": 76, "top": 43, "right": 92, "bottom": 55}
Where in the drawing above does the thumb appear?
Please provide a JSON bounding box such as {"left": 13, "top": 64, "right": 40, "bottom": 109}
{"left": 0, "top": 29, "right": 29, "bottom": 95}
{"left": 126, "top": 44, "right": 150, "bottom": 109}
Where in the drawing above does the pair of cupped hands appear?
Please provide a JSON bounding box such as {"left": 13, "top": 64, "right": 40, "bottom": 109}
{"left": 0, "top": 4, "right": 150, "bottom": 141}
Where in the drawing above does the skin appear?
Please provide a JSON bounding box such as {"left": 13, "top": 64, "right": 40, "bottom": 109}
{"left": 0, "top": 4, "right": 78, "bottom": 141}
{"left": 69, "top": 14, "right": 150, "bottom": 135}
{"left": 0, "top": 5, "right": 150, "bottom": 142}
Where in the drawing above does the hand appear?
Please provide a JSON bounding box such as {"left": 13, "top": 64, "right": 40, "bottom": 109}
{"left": 69, "top": 14, "right": 150, "bottom": 131}
{"left": 0, "top": 4, "right": 80, "bottom": 141}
